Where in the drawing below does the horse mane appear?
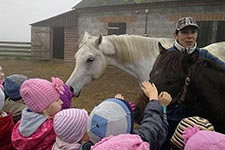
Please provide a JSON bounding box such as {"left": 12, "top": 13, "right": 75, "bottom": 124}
{"left": 191, "top": 58, "right": 225, "bottom": 83}
{"left": 153, "top": 50, "right": 185, "bottom": 71}
{"left": 155, "top": 50, "right": 225, "bottom": 85}
{"left": 105, "top": 34, "right": 174, "bottom": 63}
{"left": 156, "top": 50, "right": 225, "bottom": 72}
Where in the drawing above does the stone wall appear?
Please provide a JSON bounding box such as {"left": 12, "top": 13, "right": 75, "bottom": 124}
{"left": 77, "top": 4, "right": 225, "bottom": 42}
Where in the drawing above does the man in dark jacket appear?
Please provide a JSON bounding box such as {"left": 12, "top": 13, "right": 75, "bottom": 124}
{"left": 80, "top": 81, "right": 172, "bottom": 150}
{"left": 165, "top": 16, "right": 225, "bottom": 149}
{"left": 168, "top": 16, "right": 225, "bottom": 67}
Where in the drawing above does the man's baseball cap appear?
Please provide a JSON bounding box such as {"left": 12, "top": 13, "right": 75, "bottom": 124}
{"left": 176, "top": 17, "right": 199, "bottom": 31}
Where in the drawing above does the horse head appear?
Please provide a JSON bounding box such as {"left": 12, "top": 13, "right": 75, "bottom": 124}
{"left": 150, "top": 43, "right": 199, "bottom": 102}
{"left": 66, "top": 32, "right": 114, "bottom": 96}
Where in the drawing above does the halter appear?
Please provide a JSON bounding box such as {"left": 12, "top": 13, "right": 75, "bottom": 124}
{"left": 172, "top": 69, "right": 193, "bottom": 105}
{"left": 177, "top": 76, "right": 191, "bottom": 104}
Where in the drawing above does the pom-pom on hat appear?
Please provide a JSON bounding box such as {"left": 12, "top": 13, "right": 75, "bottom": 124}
{"left": 91, "top": 134, "right": 150, "bottom": 150}
{"left": 170, "top": 116, "right": 215, "bottom": 149}
{"left": 87, "top": 98, "right": 133, "bottom": 144}
{"left": 54, "top": 108, "right": 88, "bottom": 143}
{"left": 4, "top": 74, "right": 28, "bottom": 101}
{"left": 184, "top": 127, "right": 225, "bottom": 150}
{"left": 60, "top": 84, "right": 73, "bottom": 109}
{"left": 20, "top": 77, "right": 64, "bottom": 112}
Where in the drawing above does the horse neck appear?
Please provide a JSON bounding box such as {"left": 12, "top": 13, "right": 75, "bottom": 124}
{"left": 102, "top": 35, "right": 164, "bottom": 81}
{"left": 189, "top": 62, "right": 225, "bottom": 101}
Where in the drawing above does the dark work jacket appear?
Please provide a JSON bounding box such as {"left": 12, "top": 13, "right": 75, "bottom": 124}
{"left": 80, "top": 100, "right": 168, "bottom": 150}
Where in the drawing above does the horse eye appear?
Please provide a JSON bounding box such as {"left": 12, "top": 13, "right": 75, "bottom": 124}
{"left": 87, "top": 57, "right": 95, "bottom": 62}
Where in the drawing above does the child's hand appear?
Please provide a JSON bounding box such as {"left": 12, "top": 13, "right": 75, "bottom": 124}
{"left": 141, "top": 81, "right": 158, "bottom": 101}
{"left": 158, "top": 91, "right": 172, "bottom": 106}
{"left": 115, "top": 94, "right": 124, "bottom": 100}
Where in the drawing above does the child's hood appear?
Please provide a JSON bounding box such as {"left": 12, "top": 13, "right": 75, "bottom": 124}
{"left": 19, "top": 108, "right": 47, "bottom": 137}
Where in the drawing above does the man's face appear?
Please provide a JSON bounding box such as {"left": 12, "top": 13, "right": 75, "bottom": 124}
{"left": 175, "top": 26, "right": 198, "bottom": 48}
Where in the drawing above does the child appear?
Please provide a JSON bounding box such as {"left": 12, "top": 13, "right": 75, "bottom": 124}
{"left": 0, "top": 84, "right": 14, "bottom": 150}
{"left": 12, "top": 77, "right": 64, "bottom": 150}
{"left": 52, "top": 108, "right": 89, "bottom": 150}
{"left": 183, "top": 126, "right": 225, "bottom": 150}
{"left": 0, "top": 66, "right": 5, "bottom": 81}
{"left": 3, "top": 74, "right": 28, "bottom": 123}
{"left": 170, "top": 116, "right": 215, "bottom": 150}
{"left": 91, "top": 134, "right": 149, "bottom": 150}
{"left": 81, "top": 81, "right": 172, "bottom": 150}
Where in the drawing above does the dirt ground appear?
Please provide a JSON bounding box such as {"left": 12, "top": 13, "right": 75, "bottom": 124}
{"left": 0, "top": 57, "right": 141, "bottom": 113}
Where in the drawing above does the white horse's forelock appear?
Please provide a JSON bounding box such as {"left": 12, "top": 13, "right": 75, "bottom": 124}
{"left": 105, "top": 34, "right": 174, "bottom": 63}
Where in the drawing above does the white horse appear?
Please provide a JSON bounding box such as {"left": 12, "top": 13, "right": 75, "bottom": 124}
{"left": 203, "top": 41, "right": 225, "bottom": 62}
{"left": 66, "top": 32, "right": 225, "bottom": 96}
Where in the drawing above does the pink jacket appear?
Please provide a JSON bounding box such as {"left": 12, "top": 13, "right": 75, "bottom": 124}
{"left": 12, "top": 118, "right": 56, "bottom": 150}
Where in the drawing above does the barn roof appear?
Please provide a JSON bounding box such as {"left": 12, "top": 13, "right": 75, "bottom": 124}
{"left": 73, "top": 0, "right": 189, "bottom": 9}
{"left": 73, "top": 0, "right": 222, "bottom": 11}
{"left": 31, "top": 10, "right": 77, "bottom": 27}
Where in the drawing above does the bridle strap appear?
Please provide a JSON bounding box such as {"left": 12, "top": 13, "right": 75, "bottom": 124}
{"left": 178, "top": 76, "right": 191, "bottom": 104}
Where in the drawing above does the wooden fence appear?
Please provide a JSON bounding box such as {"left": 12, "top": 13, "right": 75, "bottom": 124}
{"left": 0, "top": 41, "right": 31, "bottom": 57}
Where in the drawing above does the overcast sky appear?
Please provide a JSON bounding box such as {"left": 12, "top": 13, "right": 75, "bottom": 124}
{"left": 0, "top": 0, "right": 82, "bottom": 42}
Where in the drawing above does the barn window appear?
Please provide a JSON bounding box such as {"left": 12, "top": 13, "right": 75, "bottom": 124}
{"left": 107, "top": 22, "right": 126, "bottom": 35}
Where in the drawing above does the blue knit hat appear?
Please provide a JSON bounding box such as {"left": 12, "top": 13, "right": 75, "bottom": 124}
{"left": 87, "top": 98, "right": 133, "bottom": 144}
{"left": 4, "top": 74, "right": 28, "bottom": 101}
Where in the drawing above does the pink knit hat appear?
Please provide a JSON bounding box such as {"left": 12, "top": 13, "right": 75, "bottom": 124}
{"left": 91, "top": 134, "right": 150, "bottom": 150}
{"left": 184, "top": 126, "right": 225, "bottom": 150}
{"left": 20, "top": 77, "right": 64, "bottom": 112}
{"left": 54, "top": 108, "right": 88, "bottom": 143}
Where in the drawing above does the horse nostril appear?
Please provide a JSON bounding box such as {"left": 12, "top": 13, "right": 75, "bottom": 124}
{"left": 69, "top": 86, "right": 74, "bottom": 94}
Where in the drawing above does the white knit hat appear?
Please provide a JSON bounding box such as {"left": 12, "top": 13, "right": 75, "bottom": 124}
{"left": 54, "top": 108, "right": 89, "bottom": 143}
{"left": 87, "top": 98, "right": 133, "bottom": 144}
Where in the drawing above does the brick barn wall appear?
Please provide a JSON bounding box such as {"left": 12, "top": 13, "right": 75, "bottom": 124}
{"left": 64, "top": 26, "right": 78, "bottom": 62}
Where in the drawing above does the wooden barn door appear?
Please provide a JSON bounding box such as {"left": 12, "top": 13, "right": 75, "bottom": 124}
{"left": 197, "top": 21, "right": 213, "bottom": 47}
{"left": 53, "top": 27, "right": 64, "bottom": 59}
{"left": 217, "top": 21, "right": 225, "bottom": 42}
{"left": 31, "top": 27, "right": 51, "bottom": 60}
{"left": 197, "top": 21, "right": 225, "bottom": 47}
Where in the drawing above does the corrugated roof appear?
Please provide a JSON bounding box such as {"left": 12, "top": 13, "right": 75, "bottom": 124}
{"left": 31, "top": 10, "right": 78, "bottom": 27}
{"left": 73, "top": 0, "right": 182, "bottom": 9}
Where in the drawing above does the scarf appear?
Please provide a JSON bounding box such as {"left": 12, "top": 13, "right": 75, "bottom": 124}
{"left": 52, "top": 137, "right": 81, "bottom": 150}
{"left": 174, "top": 40, "right": 197, "bottom": 54}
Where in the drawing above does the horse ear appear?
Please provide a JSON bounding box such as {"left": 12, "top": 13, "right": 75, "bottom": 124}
{"left": 158, "top": 42, "right": 167, "bottom": 54}
{"left": 95, "top": 34, "right": 102, "bottom": 46}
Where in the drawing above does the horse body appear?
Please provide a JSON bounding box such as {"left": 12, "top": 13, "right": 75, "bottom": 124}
{"left": 203, "top": 41, "right": 225, "bottom": 62}
{"left": 149, "top": 45, "right": 225, "bottom": 133}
